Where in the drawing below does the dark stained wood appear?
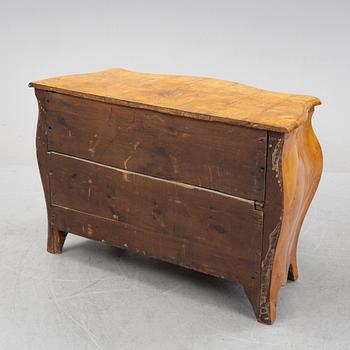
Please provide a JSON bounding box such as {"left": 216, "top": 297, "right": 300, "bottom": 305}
{"left": 35, "top": 90, "right": 69, "bottom": 254}
{"left": 35, "top": 90, "right": 50, "bottom": 205}
{"left": 255, "top": 131, "right": 284, "bottom": 325}
{"left": 47, "top": 228, "right": 68, "bottom": 254}
{"left": 48, "top": 152, "right": 263, "bottom": 290}
{"left": 49, "top": 152, "right": 263, "bottom": 241}
{"left": 266, "top": 110, "right": 323, "bottom": 323}
{"left": 37, "top": 90, "right": 267, "bottom": 201}
{"left": 50, "top": 203, "right": 261, "bottom": 290}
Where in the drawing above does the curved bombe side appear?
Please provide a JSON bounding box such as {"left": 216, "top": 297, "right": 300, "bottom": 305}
{"left": 35, "top": 89, "right": 69, "bottom": 254}
{"left": 257, "top": 108, "right": 323, "bottom": 324}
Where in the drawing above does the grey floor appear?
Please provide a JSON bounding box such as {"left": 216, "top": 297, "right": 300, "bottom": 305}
{"left": 1, "top": 166, "right": 349, "bottom": 350}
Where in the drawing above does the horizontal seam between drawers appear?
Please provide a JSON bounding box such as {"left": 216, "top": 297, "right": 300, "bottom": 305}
{"left": 48, "top": 150, "right": 257, "bottom": 206}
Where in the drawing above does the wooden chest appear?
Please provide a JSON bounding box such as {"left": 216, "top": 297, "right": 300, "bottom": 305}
{"left": 29, "top": 69, "right": 322, "bottom": 324}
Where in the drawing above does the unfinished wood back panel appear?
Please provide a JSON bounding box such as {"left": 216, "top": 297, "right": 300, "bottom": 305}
{"left": 48, "top": 152, "right": 263, "bottom": 286}
{"left": 51, "top": 205, "right": 260, "bottom": 289}
{"left": 37, "top": 90, "right": 267, "bottom": 200}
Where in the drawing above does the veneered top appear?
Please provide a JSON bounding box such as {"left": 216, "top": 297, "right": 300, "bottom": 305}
{"left": 29, "top": 68, "right": 321, "bottom": 133}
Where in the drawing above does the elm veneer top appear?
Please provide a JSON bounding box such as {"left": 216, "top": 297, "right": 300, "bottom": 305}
{"left": 29, "top": 68, "right": 321, "bottom": 133}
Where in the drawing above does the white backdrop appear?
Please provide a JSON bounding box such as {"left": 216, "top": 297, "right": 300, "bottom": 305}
{"left": 1, "top": 0, "right": 350, "bottom": 172}
{"left": 1, "top": 2, "right": 350, "bottom": 349}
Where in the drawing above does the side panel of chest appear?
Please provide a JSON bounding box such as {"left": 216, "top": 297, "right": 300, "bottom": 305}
{"left": 37, "top": 90, "right": 267, "bottom": 201}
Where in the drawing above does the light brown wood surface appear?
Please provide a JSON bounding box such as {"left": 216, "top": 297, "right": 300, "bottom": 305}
{"left": 29, "top": 68, "right": 320, "bottom": 133}
{"left": 244, "top": 106, "right": 322, "bottom": 324}
{"left": 267, "top": 108, "right": 323, "bottom": 323}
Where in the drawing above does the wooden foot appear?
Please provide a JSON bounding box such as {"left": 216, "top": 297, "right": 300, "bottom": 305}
{"left": 244, "top": 286, "right": 277, "bottom": 325}
{"left": 257, "top": 300, "right": 276, "bottom": 325}
{"left": 47, "top": 227, "right": 68, "bottom": 254}
{"left": 288, "top": 256, "right": 299, "bottom": 281}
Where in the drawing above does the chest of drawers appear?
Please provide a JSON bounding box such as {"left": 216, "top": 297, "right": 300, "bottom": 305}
{"left": 30, "top": 69, "right": 322, "bottom": 324}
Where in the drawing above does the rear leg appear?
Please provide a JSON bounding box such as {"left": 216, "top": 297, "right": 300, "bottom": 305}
{"left": 47, "top": 227, "right": 68, "bottom": 254}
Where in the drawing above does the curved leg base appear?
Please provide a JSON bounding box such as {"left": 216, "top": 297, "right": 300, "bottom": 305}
{"left": 256, "top": 301, "right": 276, "bottom": 325}
{"left": 244, "top": 286, "right": 277, "bottom": 325}
{"left": 47, "top": 227, "right": 68, "bottom": 254}
{"left": 288, "top": 257, "right": 299, "bottom": 282}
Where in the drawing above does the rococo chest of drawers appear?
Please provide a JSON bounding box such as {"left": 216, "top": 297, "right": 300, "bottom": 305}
{"left": 29, "top": 69, "right": 322, "bottom": 324}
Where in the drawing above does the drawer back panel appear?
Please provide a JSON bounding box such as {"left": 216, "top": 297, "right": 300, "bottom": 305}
{"left": 48, "top": 152, "right": 263, "bottom": 284}
{"left": 38, "top": 90, "right": 267, "bottom": 200}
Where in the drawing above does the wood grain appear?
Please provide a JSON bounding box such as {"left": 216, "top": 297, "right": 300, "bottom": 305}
{"left": 50, "top": 205, "right": 261, "bottom": 289}
{"left": 47, "top": 228, "right": 68, "bottom": 254}
{"left": 48, "top": 152, "right": 263, "bottom": 289}
{"left": 269, "top": 109, "right": 323, "bottom": 319}
{"left": 29, "top": 68, "right": 320, "bottom": 133}
{"left": 256, "top": 131, "right": 284, "bottom": 324}
{"left": 247, "top": 109, "right": 323, "bottom": 324}
{"left": 38, "top": 90, "right": 267, "bottom": 200}
{"left": 35, "top": 90, "right": 69, "bottom": 253}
